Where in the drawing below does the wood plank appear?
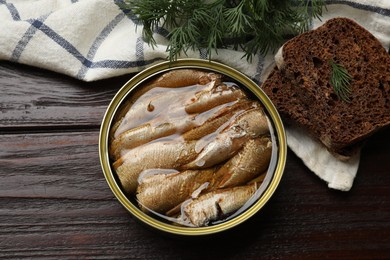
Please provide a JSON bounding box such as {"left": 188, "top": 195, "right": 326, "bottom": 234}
{"left": 0, "top": 199, "right": 387, "bottom": 259}
{"left": 0, "top": 61, "right": 129, "bottom": 129}
{"left": 0, "top": 129, "right": 388, "bottom": 258}
{"left": 0, "top": 131, "right": 113, "bottom": 200}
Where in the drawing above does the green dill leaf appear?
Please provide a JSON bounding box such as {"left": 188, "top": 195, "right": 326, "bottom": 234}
{"left": 119, "top": 0, "right": 326, "bottom": 61}
{"left": 329, "top": 60, "right": 353, "bottom": 102}
{"left": 224, "top": 1, "right": 251, "bottom": 36}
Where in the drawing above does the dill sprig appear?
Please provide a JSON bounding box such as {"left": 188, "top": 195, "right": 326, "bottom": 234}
{"left": 119, "top": 0, "right": 325, "bottom": 61}
{"left": 329, "top": 60, "right": 353, "bottom": 102}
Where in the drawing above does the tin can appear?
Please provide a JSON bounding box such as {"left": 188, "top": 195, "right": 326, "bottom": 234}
{"left": 99, "top": 59, "right": 287, "bottom": 236}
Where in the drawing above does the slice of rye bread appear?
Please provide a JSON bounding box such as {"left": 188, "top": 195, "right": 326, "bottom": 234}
{"left": 261, "top": 17, "right": 390, "bottom": 157}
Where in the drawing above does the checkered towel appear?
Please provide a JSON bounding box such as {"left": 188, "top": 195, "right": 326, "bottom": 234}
{"left": 1, "top": 0, "right": 389, "bottom": 191}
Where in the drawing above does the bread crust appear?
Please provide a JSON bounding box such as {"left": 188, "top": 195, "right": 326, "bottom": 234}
{"left": 261, "top": 18, "right": 390, "bottom": 156}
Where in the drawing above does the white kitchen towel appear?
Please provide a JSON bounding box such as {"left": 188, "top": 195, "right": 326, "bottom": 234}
{"left": 0, "top": 0, "right": 269, "bottom": 82}
{"left": 0, "top": 0, "right": 389, "bottom": 191}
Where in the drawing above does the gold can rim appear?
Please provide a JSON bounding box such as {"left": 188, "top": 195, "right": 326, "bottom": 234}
{"left": 99, "top": 58, "right": 287, "bottom": 236}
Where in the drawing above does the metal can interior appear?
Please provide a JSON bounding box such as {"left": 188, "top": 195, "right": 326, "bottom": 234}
{"left": 99, "top": 59, "right": 287, "bottom": 236}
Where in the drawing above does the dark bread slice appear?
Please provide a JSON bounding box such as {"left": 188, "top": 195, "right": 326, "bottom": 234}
{"left": 261, "top": 17, "right": 390, "bottom": 156}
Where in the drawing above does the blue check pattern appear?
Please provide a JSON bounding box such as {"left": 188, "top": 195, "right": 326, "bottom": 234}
{"left": 1, "top": 0, "right": 170, "bottom": 80}
{"left": 0, "top": 0, "right": 389, "bottom": 82}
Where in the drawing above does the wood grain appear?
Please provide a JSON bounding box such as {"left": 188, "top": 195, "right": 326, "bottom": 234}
{"left": 0, "top": 131, "right": 112, "bottom": 200}
{"left": 0, "top": 61, "right": 389, "bottom": 259}
{"left": 0, "top": 61, "right": 128, "bottom": 130}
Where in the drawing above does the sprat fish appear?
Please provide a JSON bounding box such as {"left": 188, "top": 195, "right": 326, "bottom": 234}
{"left": 109, "top": 68, "right": 274, "bottom": 227}
{"left": 181, "top": 183, "right": 257, "bottom": 227}
{"left": 183, "top": 107, "right": 270, "bottom": 169}
{"left": 114, "top": 140, "right": 198, "bottom": 194}
{"left": 136, "top": 167, "right": 220, "bottom": 214}
{"left": 217, "top": 137, "right": 272, "bottom": 188}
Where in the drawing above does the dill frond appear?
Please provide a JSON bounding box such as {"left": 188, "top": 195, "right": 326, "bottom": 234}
{"left": 119, "top": 0, "right": 326, "bottom": 61}
{"left": 329, "top": 60, "right": 353, "bottom": 102}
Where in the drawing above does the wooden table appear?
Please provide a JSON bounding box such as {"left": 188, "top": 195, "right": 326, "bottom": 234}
{"left": 1, "top": 61, "right": 389, "bottom": 259}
